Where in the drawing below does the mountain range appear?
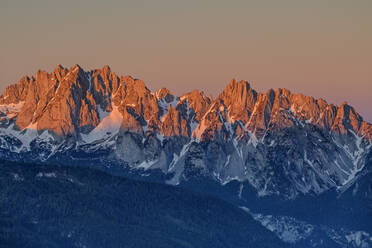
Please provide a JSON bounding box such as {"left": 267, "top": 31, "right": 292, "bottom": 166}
{"left": 1, "top": 64, "right": 371, "bottom": 247}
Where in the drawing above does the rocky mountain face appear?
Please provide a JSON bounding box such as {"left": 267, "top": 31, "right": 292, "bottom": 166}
{"left": 1, "top": 64, "right": 372, "bottom": 248}
{"left": 0, "top": 64, "right": 371, "bottom": 200}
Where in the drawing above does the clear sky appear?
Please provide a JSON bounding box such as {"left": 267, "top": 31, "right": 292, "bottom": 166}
{"left": 1, "top": 0, "right": 371, "bottom": 121}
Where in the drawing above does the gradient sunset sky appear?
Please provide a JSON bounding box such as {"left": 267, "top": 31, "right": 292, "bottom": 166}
{"left": 1, "top": 0, "right": 371, "bottom": 121}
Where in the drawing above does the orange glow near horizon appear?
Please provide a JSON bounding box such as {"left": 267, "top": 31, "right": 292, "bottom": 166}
{"left": 0, "top": 0, "right": 371, "bottom": 121}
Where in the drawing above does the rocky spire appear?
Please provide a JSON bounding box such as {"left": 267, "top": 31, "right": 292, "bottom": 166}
{"left": 0, "top": 67, "right": 371, "bottom": 141}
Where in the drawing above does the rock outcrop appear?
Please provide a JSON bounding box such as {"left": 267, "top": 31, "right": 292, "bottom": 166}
{"left": 0, "top": 64, "right": 371, "bottom": 198}
{"left": 1, "top": 65, "right": 371, "bottom": 141}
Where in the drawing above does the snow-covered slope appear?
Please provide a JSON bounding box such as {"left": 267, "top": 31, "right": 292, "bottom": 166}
{"left": 241, "top": 207, "right": 372, "bottom": 248}
{"left": 0, "top": 64, "right": 371, "bottom": 199}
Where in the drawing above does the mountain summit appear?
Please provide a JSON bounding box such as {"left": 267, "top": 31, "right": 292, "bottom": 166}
{"left": 1, "top": 65, "right": 371, "bottom": 140}
{"left": 0, "top": 65, "right": 371, "bottom": 198}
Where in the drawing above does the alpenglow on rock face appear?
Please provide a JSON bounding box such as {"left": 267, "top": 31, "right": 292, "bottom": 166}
{"left": 1, "top": 64, "right": 371, "bottom": 198}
